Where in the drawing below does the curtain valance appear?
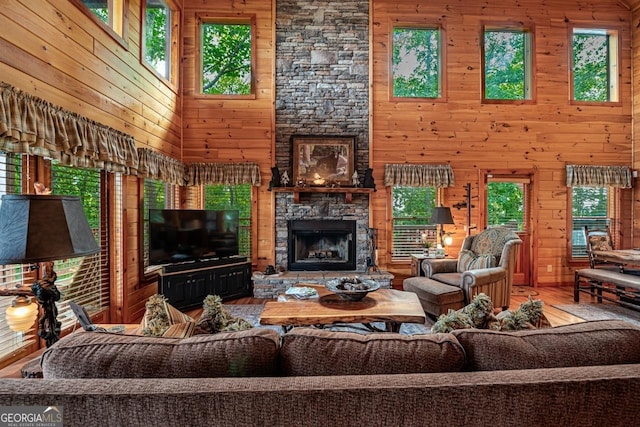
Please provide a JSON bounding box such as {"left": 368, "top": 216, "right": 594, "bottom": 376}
{"left": 137, "top": 147, "right": 186, "bottom": 186}
{"left": 0, "top": 82, "right": 138, "bottom": 174}
{"left": 384, "top": 164, "right": 454, "bottom": 187}
{"left": 566, "top": 165, "right": 633, "bottom": 188}
{"left": 186, "top": 162, "right": 261, "bottom": 186}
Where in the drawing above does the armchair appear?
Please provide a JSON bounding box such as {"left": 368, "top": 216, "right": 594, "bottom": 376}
{"left": 421, "top": 227, "right": 522, "bottom": 311}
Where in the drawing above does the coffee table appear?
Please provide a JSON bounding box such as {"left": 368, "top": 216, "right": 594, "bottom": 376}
{"left": 259, "top": 284, "right": 426, "bottom": 332}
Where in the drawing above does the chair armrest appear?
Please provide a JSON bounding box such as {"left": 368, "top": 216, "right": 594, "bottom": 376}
{"left": 422, "top": 258, "right": 458, "bottom": 277}
{"left": 461, "top": 267, "right": 506, "bottom": 288}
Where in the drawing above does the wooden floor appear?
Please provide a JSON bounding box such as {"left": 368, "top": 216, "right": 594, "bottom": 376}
{"left": 0, "top": 285, "right": 596, "bottom": 378}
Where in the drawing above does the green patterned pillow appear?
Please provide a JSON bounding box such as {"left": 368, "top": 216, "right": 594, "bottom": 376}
{"left": 457, "top": 249, "right": 497, "bottom": 273}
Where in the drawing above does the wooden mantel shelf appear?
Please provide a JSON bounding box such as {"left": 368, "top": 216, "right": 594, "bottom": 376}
{"left": 271, "top": 186, "right": 374, "bottom": 203}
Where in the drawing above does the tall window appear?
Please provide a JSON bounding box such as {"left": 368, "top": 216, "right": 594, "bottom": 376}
{"left": 391, "top": 25, "right": 442, "bottom": 99}
{"left": 142, "top": 179, "right": 178, "bottom": 269}
{"left": 0, "top": 153, "right": 32, "bottom": 363}
{"left": 483, "top": 26, "right": 534, "bottom": 101}
{"left": 142, "top": 0, "right": 179, "bottom": 84}
{"left": 51, "top": 164, "right": 109, "bottom": 330}
{"left": 391, "top": 187, "right": 437, "bottom": 260}
{"left": 571, "top": 27, "right": 619, "bottom": 103}
{"left": 73, "top": 0, "right": 127, "bottom": 39}
{"left": 204, "top": 184, "right": 252, "bottom": 257}
{"left": 487, "top": 182, "right": 524, "bottom": 231}
{"left": 199, "top": 16, "right": 255, "bottom": 96}
{"left": 571, "top": 187, "right": 610, "bottom": 258}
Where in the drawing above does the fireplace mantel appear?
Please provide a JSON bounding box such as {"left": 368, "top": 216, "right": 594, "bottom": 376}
{"left": 271, "top": 187, "right": 374, "bottom": 203}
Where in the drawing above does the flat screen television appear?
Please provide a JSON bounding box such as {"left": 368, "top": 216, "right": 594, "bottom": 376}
{"left": 149, "top": 209, "right": 239, "bottom": 265}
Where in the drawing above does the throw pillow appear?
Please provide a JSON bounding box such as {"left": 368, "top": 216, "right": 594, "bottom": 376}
{"left": 194, "top": 294, "right": 253, "bottom": 334}
{"left": 589, "top": 234, "right": 613, "bottom": 251}
{"left": 140, "top": 294, "right": 196, "bottom": 338}
{"left": 457, "top": 249, "right": 497, "bottom": 273}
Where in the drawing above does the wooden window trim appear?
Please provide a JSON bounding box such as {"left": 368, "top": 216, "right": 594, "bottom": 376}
{"left": 69, "top": 0, "right": 130, "bottom": 50}
{"left": 140, "top": 0, "right": 181, "bottom": 92}
{"left": 568, "top": 22, "right": 622, "bottom": 106}
{"left": 481, "top": 21, "right": 536, "bottom": 105}
{"left": 388, "top": 18, "right": 447, "bottom": 103}
{"left": 195, "top": 13, "right": 257, "bottom": 99}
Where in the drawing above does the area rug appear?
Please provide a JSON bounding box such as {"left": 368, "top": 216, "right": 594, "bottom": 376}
{"left": 552, "top": 303, "right": 640, "bottom": 327}
{"left": 223, "top": 304, "right": 433, "bottom": 335}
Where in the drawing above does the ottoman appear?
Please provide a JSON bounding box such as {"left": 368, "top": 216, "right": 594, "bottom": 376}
{"left": 403, "top": 277, "right": 465, "bottom": 319}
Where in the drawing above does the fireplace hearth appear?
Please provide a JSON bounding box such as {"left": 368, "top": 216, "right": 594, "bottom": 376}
{"left": 288, "top": 219, "right": 356, "bottom": 271}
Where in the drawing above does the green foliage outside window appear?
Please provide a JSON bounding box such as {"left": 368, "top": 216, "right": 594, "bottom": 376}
{"left": 204, "top": 184, "right": 252, "bottom": 256}
{"left": 144, "top": 1, "right": 170, "bottom": 78}
{"left": 573, "top": 32, "right": 609, "bottom": 102}
{"left": 484, "top": 30, "right": 527, "bottom": 100}
{"left": 487, "top": 182, "right": 524, "bottom": 230}
{"left": 392, "top": 27, "right": 440, "bottom": 98}
{"left": 51, "top": 163, "right": 101, "bottom": 229}
{"left": 392, "top": 187, "right": 436, "bottom": 224}
{"left": 82, "top": 1, "right": 108, "bottom": 24}
{"left": 201, "top": 23, "right": 252, "bottom": 95}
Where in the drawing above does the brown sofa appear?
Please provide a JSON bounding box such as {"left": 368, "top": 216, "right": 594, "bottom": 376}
{"left": 1, "top": 320, "right": 640, "bottom": 426}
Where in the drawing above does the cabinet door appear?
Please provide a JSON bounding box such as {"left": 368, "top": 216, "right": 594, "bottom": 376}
{"left": 160, "top": 272, "right": 210, "bottom": 310}
{"left": 214, "top": 263, "right": 251, "bottom": 300}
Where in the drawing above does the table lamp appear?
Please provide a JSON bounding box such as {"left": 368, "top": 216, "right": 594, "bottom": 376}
{"left": 430, "top": 206, "right": 454, "bottom": 248}
{"left": 0, "top": 194, "right": 100, "bottom": 346}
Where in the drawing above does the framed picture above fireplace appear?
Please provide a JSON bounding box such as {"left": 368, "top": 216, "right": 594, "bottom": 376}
{"left": 291, "top": 135, "right": 356, "bottom": 186}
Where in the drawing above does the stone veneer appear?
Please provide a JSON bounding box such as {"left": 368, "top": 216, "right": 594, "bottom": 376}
{"left": 272, "top": 0, "right": 372, "bottom": 276}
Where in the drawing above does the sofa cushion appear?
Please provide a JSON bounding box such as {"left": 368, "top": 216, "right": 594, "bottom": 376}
{"left": 140, "top": 294, "right": 195, "bottom": 338}
{"left": 457, "top": 249, "right": 497, "bottom": 272}
{"left": 279, "top": 328, "right": 465, "bottom": 376}
{"left": 470, "top": 227, "right": 519, "bottom": 260}
{"left": 41, "top": 328, "right": 281, "bottom": 379}
{"left": 452, "top": 320, "right": 640, "bottom": 371}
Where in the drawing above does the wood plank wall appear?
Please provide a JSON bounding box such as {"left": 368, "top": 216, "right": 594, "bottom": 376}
{"left": 181, "top": 0, "right": 275, "bottom": 269}
{"left": 632, "top": 3, "right": 640, "bottom": 250}
{"left": 0, "top": 0, "right": 183, "bottom": 322}
{"left": 370, "top": 0, "right": 634, "bottom": 286}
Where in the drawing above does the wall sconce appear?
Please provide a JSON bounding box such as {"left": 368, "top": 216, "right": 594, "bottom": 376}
{"left": 5, "top": 295, "right": 38, "bottom": 333}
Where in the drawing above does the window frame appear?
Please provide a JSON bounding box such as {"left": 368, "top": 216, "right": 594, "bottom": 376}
{"left": 481, "top": 22, "right": 536, "bottom": 105}
{"left": 569, "top": 23, "right": 621, "bottom": 105}
{"left": 140, "top": 0, "right": 181, "bottom": 90}
{"left": 389, "top": 185, "right": 438, "bottom": 261}
{"left": 389, "top": 19, "right": 446, "bottom": 102}
{"left": 196, "top": 13, "right": 257, "bottom": 99}
{"left": 69, "top": 0, "right": 129, "bottom": 48}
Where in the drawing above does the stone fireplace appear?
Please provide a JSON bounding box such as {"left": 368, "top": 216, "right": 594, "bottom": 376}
{"left": 288, "top": 219, "right": 357, "bottom": 271}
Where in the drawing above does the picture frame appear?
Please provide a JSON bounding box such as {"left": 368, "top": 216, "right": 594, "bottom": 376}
{"left": 291, "top": 135, "right": 356, "bottom": 186}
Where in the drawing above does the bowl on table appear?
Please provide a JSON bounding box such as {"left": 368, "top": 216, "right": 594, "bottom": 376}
{"left": 325, "top": 277, "right": 380, "bottom": 301}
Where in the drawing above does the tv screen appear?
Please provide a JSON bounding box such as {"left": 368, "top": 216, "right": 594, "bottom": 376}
{"left": 149, "top": 209, "right": 239, "bottom": 265}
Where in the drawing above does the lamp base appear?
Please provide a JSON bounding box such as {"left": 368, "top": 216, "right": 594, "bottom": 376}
{"left": 30, "top": 262, "right": 61, "bottom": 347}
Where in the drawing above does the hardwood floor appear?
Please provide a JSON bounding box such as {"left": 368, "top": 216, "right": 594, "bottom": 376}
{"left": 0, "top": 284, "right": 596, "bottom": 378}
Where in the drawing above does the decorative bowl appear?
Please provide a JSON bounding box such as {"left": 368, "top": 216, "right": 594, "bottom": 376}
{"left": 325, "top": 277, "right": 380, "bottom": 301}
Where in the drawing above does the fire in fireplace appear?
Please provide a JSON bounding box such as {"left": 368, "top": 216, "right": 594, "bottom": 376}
{"left": 288, "top": 219, "right": 357, "bottom": 271}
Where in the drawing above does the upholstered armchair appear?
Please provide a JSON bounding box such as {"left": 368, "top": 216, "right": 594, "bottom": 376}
{"left": 421, "top": 227, "right": 522, "bottom": 311}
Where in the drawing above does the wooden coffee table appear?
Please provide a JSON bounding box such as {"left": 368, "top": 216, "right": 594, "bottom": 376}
{"left": 259, "top": 284, "right": 426, "bottom": 332}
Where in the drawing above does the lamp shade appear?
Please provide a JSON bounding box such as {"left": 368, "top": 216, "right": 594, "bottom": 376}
{"left": 430, "top": 206, "right": 454, "bottom": 225}
{"left": 0, "top": 195, "right": 100, "bottom": 264}
{"left": 5, "top": 296, "right": 38, "bottom": 332}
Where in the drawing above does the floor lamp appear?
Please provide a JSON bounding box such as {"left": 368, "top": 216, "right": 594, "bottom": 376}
{"left": 0, "top": 195, "right": 100, "bottom": 347}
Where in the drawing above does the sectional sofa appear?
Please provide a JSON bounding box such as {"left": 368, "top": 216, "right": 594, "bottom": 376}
{"left": 0, "top": 320, "right": 639, "bottom": 426}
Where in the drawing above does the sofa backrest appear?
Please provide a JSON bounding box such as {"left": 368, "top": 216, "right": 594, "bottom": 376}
{"left": 41, "top": 328, "right": 281, "bottom": 379}
{"left": 452, "top": 319, "right": 640, "bottom": 371}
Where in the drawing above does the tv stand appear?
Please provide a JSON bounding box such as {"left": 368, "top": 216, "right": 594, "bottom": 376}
{"left": 158, "top": 257, "right": 252, "bottom": 311}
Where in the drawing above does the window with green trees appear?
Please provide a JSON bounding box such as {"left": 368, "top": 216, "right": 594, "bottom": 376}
{"left": 571, "top": 187, "right": 610, "bottom": 258}
{"left": 143, "top": 0, "right": 178, "bottom": 81}
{"left": 392, "top": 26, "right": 441, "bottom": 98}
{"left": 75, "top": 0, "right": 126, "bottom": 37}
{"left": 391, "top": 187, "right": 436, "bottom": 260}
{"left": 572, "top": 27, "right": 619, "bottom": 102}
{"left": 487, "top": 182, "right": 524, "bottom": 230}
{"left": 483, "top": 27, "right": 533, "bottom": 101}
{"left": 204, "top": 184, "right": 252, "bottom": 257}
{"left": 200, "top": 18, "right": 254, "bottom": 95}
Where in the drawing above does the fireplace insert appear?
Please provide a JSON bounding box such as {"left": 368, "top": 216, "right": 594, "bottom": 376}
{"left": 288, "top": 219, "right": 357, "bottom": 271}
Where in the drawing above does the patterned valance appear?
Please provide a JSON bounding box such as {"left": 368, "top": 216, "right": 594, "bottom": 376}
{"left": 186, "top": 162, "right": 261, "bottom": 186}
{"left": 137, "top": 148, "right": 186, "bottom": 186}
{"left": 384, "top": 164, "right": 455, "bottom": 187}
{"left": 566, "top": 165, "right": 633, "bottom": 188}
{"left": 0, "top": 82, "right": 138, "bottom": 174}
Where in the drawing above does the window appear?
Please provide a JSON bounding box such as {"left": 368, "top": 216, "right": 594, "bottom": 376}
{"left": 0, "top": 153, "right": 33, "bottom": 363}
{"left": 391, "top": 25, "right": 443, "bottom": 99}
{"left": 50, "top": 164, "right": 109, "bottom": 330}
{"left": 204, "top": 184, "right": 252, "bottom": 257}
{"left": 391, "top": 187, "right": 437, "bottom": 260}
{"left": 487, "top": 182, "right": 524, "bottom": 231}
{"left": 483, "top": 26, "right": 534, "bottom": 101}
{"left": 72, "top": 0, "right": 128, "bottom": 41}
{"left": 142, "top": 179, "right": 178, "bottom": 270}
{"left": 571, "top": 27, "right": 619, "bottom": 103}
{"left": 142, "top": 0, "right": 179, "bottom": 84}
{"left": 570, "top": 186, "right": 610, "bottom": 258}
{"left": 199, "top": 16, "right": 255, "bottom": 96}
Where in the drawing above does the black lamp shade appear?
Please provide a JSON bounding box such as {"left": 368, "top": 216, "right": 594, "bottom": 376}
{"left": 0, "top": 195, "right": 100, "bottom": 264}
{"left": 430, "top": 206, "right": 454, "bottom": 225}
